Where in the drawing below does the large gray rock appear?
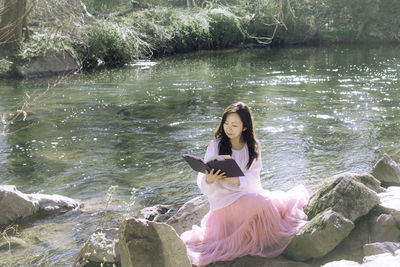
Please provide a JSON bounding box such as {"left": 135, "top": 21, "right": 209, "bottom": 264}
{"left": 16, "top": 49, "right": 80, "bottom": 79}
{"left": 166, "top": 194, "right": 209, "bottom": 235}
{"left": 0, "top": 185, "right": 38, "bottom": 225}
{"left": 318, "top": 214, "right": 371, "bottom": 264}
{"left": 371, "top": 154, "right": 400, "bottom": 187}
{"left": 284, "top": 209, "right": 354, "bottom": 261}
{"left": 306, "top": 172, "right": 380, "bottom": 221}
{"left": 363, "top": 242, "right": 400, "bottom": 257}
{"left": 118, "top": 218, "right": 191, "bottom": 267}
{"left": 74, "top": 228, "right": 120, "bottom": 265}
{"left": 0, "top": 185, "right": 80, "bottom": 226}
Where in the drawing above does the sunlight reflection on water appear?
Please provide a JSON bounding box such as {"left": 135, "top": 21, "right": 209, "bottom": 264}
{"left": 0, "top": 45, "right": 399, "bottom": 264}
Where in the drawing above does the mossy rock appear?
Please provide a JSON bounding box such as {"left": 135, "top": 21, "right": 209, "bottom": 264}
{"left": 284, "top": 209, "right": 354, "bottom": 261}
{"left": 306, "top": 172, "right": 381, "bottom": 221}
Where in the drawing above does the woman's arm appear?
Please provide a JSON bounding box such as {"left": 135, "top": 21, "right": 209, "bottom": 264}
{"left": 197, "top": 140, "right": 219, "bottom": 195}
{"left": 220, "top": 144, "right": 262, "bottom": 191}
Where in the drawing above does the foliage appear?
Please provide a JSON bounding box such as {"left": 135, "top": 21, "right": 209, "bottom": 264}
{"left": 82, "top": 19, "right": 152, "bottom": 68}
{"left": 165, "top": 9, "right": 213, "bottom": 52}
{"left": 85, "top": 22, "right": 132, "bottom": 67}
{"left": 2, "top": 0, "right": 400, "bottom": 74}
{"left": 83, "top": 0, "right": 132, "bottom": 13}
{"left": 279, "top": 0, "right": 400, "bottom": 43}
{"left": 0, "top": 58, "right": 13, "bottom": 76}
{"left": 132, "top": 6, "right": 244, "bottom": 54}
{"left": 17, "top": 34, "right": 74, "bottom": 64}
{"left": 207, "top": 8, "right": 245, "bottom": 48}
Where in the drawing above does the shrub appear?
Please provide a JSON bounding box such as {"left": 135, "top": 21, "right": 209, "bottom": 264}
{"left": 86, "top": 22, "right": 134, "bottom": 68}
{"left": 167, "top": 10, "right": 212, "bottom": 52}
{"left": 207, "top": 8, "right": 245, "bottom": 48}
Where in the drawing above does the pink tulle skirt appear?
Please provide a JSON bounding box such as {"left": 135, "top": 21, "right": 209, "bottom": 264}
{"left": 180, "top": 185, "right": 309, "bottom": 266}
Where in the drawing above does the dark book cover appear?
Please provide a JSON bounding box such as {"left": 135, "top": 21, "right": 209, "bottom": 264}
{"left": 182, "top": 154, "right": 244, "bottom": 177}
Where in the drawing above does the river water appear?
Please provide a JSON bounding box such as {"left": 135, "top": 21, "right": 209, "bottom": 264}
{"left": 0, "top": 45, "right": 399, "bottom": 265}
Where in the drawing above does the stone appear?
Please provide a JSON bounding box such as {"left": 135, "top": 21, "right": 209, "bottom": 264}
{"left": 371, "top": 154, "right": 400, "bottom": 187}
{"left": 318, "top": 214, "right": 372, "bottom": 264}
{"left": 16, "top": 49, "right": 80, "bottom": 79}
{"left": 362, "top": 249, "right": 400, "bottom": 266}
{"left": 211, "top": 255, "right": 311, "bottom": 267}
{"left": 363, "top": 242, "right": 400, "bottom": 257}
{"left": 118, "top": 218, "right": 191, "bottom": 267}
{"left": 75, "top": 228, "right": 119, "bottom": 265}
{"left": 32, "top": 193, "right": 81, "bottom": 216}
{"left": 376, "top": 186, "right": 400, "bottom": 227}
{"left": 305, "top": 172, "right": 380, "bottom": 221}
{"left": 284, "top": 209, "right": 355, "bottom": 261}
{"left": 0, "top": 185, "right": 39, "bottom": 226}
{"left": 318, "top": 210, "right": 400, "bottom": 264}
{"left": 322, "top": 250, "right": 400, "bottom": 266}
{"left": 0, "top": 185, "right": 80, "bottom": 226}
{"left": 369, "top": 214, "right": 400, "bottom": 243}
{"left": 321, "top": 260, "right": 361, "bottom": 267}
{"left": 166, "top": 194, "right": 209, "bottom": 235}
{"left": 139, "top": 204, "right": 172, "bottom": 222}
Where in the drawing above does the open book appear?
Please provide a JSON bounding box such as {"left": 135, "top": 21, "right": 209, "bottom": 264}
{"left": 182, "top": 154, "right": 244, "bottom": 177}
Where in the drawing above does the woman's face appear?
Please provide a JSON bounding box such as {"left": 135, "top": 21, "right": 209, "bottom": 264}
{"left": 223, "top": 113, "right": 245, "bottom": 142}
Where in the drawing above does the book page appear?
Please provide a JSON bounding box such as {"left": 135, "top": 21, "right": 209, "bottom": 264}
{"left": 207, "top": 155, "right": 232, "bottom": 162}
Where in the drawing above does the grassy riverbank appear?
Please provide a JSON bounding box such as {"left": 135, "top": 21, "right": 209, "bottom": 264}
{"left": 1, "top": 0, "right": 399, "bottom": 76}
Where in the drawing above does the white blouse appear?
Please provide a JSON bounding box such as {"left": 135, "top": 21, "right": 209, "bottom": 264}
{"left": 197, "top": 138, "right": 264, "bottom": 211}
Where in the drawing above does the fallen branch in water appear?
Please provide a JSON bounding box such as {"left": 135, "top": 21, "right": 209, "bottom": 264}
{"left": 0, "top": 74, "right": 68, "bottom": 136}
{"left": 0, "top": 224, "right": 19, "bottom": 267}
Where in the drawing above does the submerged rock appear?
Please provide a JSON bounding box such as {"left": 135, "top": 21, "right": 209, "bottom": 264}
{"left": 371, "top": 154, "right": 400, "bottom": 187}
{"left": 16, "top": 50, "right": 80, "bottom": 79}
{"left": 0, "top": 185, "right": 80, "bottom": 226}
{"left": 118, "top": 217, "right": 191, "bottom": 267}
{"left": 0, "top": 236, "right": 28, "bottom": 251}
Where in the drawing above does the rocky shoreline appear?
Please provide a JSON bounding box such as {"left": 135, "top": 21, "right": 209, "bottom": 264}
{"left": 2, "top": 154, "right": 400, "bottom": 266}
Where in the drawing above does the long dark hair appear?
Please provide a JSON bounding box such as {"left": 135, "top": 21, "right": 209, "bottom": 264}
{"left": 214, "top": 102, "right": 259, "bottom": 169}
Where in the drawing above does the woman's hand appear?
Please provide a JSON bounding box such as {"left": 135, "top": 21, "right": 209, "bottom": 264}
{"left": 205, "top": 169, "right": 226, "bottom": 184}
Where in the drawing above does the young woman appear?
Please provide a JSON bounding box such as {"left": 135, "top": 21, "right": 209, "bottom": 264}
{"left": 181, "top": 102, "right": 309, "bottom": 266}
